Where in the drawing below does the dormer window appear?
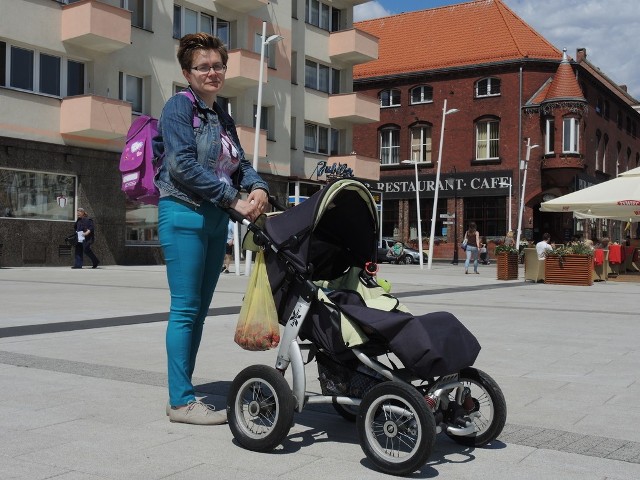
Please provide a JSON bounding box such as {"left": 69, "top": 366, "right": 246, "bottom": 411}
{"left": 475, "top": 77, "right": 501, "bottom": 97}
{"left": 380, "top": 89, "right": 401, "bottom": 108}
{"left": 410, "top": 85, "right": 433, "bottom": 104}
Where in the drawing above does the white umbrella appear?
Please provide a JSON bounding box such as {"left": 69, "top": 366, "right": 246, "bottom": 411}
{"left": 540, "top": 166, "right": 640, "bottom": 221}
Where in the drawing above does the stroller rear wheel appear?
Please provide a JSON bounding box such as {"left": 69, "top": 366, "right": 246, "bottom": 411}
{"left": 445, "top": 367, "right": 506, "bottom": 447}
{"left": 227, "top": 365, "right": 295, "bottom": 452}
{"left": 357, "top": 381, "right": 435, "bottom": 475}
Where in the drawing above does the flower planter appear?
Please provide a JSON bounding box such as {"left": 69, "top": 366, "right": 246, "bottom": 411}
{"left": 544, "top": 254, "right": 594, "bottom": 286}
{"left": 496, "top": 252, "right": 519, "bottom": 280}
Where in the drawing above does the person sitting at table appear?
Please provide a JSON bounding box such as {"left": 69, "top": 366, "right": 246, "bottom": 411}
{"left": 596, "top": 237, "right": 610, "bottom": 249}
{"left": 584, "top": 239, "right": 595, "bottom": 250}
{"left": 536, "top": 233, "right": 554, "bottom": 259}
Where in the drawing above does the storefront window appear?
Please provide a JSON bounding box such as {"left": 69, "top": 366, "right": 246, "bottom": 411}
{"left": 125, "top": 201, "right": 158, "bottom": 245}
{"left": 0, "top": 168, "right": 76, "bottom": 221}
{"left": 463, "top": 196, "right": 506, "bottom": 239}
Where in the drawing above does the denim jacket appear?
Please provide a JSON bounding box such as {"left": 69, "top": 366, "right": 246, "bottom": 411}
{"left": 153, "top": 87, "right": 269, "bottom": 208}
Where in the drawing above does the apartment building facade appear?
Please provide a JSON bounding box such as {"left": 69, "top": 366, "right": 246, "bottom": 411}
{"left": 0, "top": 0, "right": 379, "bottom": 266}
{"left": 353, "top": 0, "right": 640, "bottom": 250}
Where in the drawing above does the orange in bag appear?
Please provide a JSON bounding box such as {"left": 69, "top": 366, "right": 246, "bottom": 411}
{"left": 234, "top": 250, "right": 280, "bottom": 351}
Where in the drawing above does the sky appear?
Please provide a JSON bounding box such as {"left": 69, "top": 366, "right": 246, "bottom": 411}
{"left": 353, "top": 0, "right": 640, "bottom": 101}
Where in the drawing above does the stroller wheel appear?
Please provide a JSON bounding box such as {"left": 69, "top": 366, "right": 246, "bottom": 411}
{"left": 357, "top": 381, "right": 435, "bottom": 475}
{"left": 444, "top": 367, "right": 507, "bottom": 447}
{"left": 227, "top": 365, "right": 295, "bottom": 452}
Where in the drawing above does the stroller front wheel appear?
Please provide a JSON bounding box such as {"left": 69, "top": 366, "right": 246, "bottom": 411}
{"left": 357, "top": 381, "right": 435, "bottom": 475}
{"left": 227, "top": 364, "right": 295, "bottom": 452}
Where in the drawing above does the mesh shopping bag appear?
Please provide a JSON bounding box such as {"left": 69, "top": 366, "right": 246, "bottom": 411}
{"left": 234, "top": 250, "right": 281, "bottom": 351}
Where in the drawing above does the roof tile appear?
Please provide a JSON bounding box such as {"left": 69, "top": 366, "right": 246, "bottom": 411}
{"left": 354, "top": 0, "right": 561, "bottom": 79}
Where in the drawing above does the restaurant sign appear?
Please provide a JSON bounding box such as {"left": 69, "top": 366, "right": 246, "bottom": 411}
{"left": 365, "top": 170, "right": 513, "bottom": 200}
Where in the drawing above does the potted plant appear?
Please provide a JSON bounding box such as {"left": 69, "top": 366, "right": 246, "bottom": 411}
{"left": 494, "top": 244, "right": 519, "bottom": 280}
{"left": 544, "top": 243, "right": 594, "bottom": 286}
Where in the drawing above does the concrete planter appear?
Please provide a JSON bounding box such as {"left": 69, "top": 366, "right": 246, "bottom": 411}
{"left": 496, "top": 252, "right": 519, "bottom": 280}
{"left": 544, "top": 254, "right": 594, "bottom": 286}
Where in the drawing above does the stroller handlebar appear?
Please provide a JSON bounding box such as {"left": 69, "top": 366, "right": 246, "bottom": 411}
{"left": 225, "top": 195, "right": 286, "bottom": 249}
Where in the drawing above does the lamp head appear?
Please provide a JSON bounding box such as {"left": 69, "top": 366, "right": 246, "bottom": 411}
{"left": 446, "top": 108, "right": 459, "bottom": 115}
{"left": 266, "top": 34, "right": 284, "bottom": 44}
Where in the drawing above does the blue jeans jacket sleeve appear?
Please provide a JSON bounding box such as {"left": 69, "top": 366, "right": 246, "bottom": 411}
{"left": 154, "top": 91, "right": 268, "bottom": 208}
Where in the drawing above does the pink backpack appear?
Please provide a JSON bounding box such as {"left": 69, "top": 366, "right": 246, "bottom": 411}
{"left": 119, "top": 90, "right": 199, "bottom": 205}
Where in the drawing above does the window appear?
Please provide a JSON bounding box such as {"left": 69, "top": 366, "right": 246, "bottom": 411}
{"left": 379, "top": 127, "right": 400, "bottom": 165}
{"left": 254, "top": 33, "right": 278, "bottom": 69}
{"left": 545, "top": 118, "right": 555, "bottom": 154}
{"left": 253, "top": 105, "right": 275, "bottom": 141}
{"left": 594, "top": 130, "right": 601, "bottom": 170}
{"left": 305, "top": 60, "right": 340, "bottom": 93}
{"left": 304, "top": 123, "right": 330, "bottom": 155}
{"left": 627, "top": 147, "right": 632, "bottom": 172}
{"left": 475, "top": 77, "right": 501, "bottom": 97}
{"left": 603, "top": 100, "right": 610, "bottom": 119}
{"left": 476, "top": 120, "right": 500, "bottom": 160}
{"left": 119, "top": 72, "right": 143, "bottom": 114}
{"left": 173, "top": 5, "right": 230, "bottom": 46}
{"left": 410, "top": 125, "right": 432, "bottom": 163}
{"left": 217, "top": 95, "right": 230, "bottom": 115}
{"left": 121, "top": 0, "right": 146, "bottom": 29}
{"left": 380, "top": 89, "right": 400, "bottom": 108}
{"left": 0, "top": 168, "right": 76, "bottom": 221}
{"left": 10, "top": 46, "right": 33, "bottom": 91}
{"left": 464, "top": 196, "right": 506, "bottom": 238}
{"left": 67, "top": 60, "right": 85, "bottom": 96}
{"left": 410, "top": 85, "right": 433, "bottom": 104}
{"left": 626, "top": 116, "right": 632, "bottom": 135}
{"left": 616, "top": 142, "right": 622, "bottom": 176}
{"left": 330, "top": 128, "right": 340, "bottom": 156}
{"left": 562, "top": 117, "right": 579, "bottom": 153}
{"left": 602, "top": 134, "right": 609, "bottom": 172}
{"left": 595, "top": 97, "right": 603, "bottom": 115}
{"left": 305, "top": 0, "right": 341, "bottom": 32}
{"left": 1, "top": 43, "right": 85, "bottom": 96}
{"left": 617, "top": 110, "right": 623, "bottom": 129}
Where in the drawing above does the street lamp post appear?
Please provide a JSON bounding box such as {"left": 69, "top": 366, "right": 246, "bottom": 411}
{"left": 427, "top": 99, "right": 459, "bottom": 270}
{"left": 401, "top": 159, "right": 424, "bottom": 268}
{"left": 244, "top": 22, "right": 283, "bottom": 275}
{"left": 499, "top": 178, "right": 513, "bottom": 233}
{"left": 515, "top": 138, "right": 539, "bottom": 250}
{"left": 451, "top": 166, "right": 458, "bottom": 265}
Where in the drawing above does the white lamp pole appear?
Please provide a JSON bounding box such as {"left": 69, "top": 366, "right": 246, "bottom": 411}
{"left": 427, "top": 99, "right": 458, "bottom": 270}
{"left": 402, "top": 159, "right": 423, "bottom": 268}
{"left": 244, "top": 22, "right": 283, "bottom": 275}
{"left": 499, "top": 179, "right": 513, "bottom": 233}
{"left": 515, "top": 138, "right": 539, "bottom": 249}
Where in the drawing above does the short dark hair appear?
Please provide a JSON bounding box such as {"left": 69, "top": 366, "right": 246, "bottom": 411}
{"left": 543, "top": 232, "right": 551, "bottom": 241}
{"left": 177, "top": 33, "right": 228, "bottom": 71}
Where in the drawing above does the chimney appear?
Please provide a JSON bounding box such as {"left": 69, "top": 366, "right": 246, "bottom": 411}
{"left": 620, "top": 85, "right": 628, "bottom": 92}
{"left": 576, "top": 48, "right": 587, "bottom": 62}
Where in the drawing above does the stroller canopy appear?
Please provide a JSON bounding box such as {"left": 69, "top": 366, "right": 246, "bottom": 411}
{"left": 264, "top": 179, "right": 379, "bottom": 281}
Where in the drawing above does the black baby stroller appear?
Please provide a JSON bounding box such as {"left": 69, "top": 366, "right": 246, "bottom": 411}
{"left": 226, "top": 179, "right": 506, "bottom": 475}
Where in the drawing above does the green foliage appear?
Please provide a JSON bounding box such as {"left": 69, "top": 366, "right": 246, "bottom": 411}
{"left": 544, "top": 242, "right": 594, "bottom": 258}
{"left": 495, "top": 244, "right": 518, "bottom": 255}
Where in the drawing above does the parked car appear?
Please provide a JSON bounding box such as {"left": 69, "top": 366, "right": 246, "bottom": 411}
{"left": 377, "top": 238, "right": 428, "bottom": 264}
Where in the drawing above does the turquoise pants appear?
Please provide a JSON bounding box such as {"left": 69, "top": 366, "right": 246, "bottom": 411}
{"left": 158, "top": 197, "right": 228, "bottom": 406}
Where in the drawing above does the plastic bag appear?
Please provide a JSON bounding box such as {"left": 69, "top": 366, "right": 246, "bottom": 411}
{"left": 234, "top": 250, "right": 280, "bottom": 351}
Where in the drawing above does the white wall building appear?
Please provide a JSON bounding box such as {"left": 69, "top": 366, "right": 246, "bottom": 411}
{"left": 0, "top": 0, "right": 379, "bottom": 266}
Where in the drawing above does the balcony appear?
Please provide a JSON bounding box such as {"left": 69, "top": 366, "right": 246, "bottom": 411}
{"left": 224, "top": 49, "right": 264, "bottom": 94}
{"left": 60, "top": 95, "right": 131, "bottom": 140}
{"left": 212, "top": 0, "right": 268, "bottom": 12}
{"left": 235, "top": 126, "right": 267, "bottom": 159}
{"left": 329, "top": 29, "right": 378, "bottom": 65}
{"left": 61, "top": 0, "right": 131, "bottom": 53}
{"left": 329, "top": 154, "right": 380, "bottom": 181}
{"left": 328, "top": 93, "right": 379, "bottom": 126}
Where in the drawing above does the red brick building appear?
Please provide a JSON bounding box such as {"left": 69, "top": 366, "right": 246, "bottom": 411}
{"left": 353, "top": 0, "right": 640, "bottom": 254}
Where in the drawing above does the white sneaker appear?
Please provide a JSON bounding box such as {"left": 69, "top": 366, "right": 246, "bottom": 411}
{"left": 168, "top": 400, "right": 227, "bottom": 425}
